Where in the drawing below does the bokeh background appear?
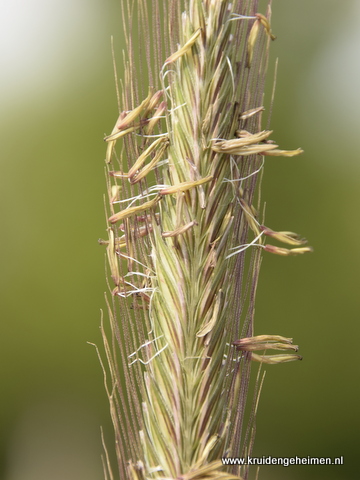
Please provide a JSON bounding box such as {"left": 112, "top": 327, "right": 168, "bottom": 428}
{"left": 1, "top": 1, "right": 358, "bottom": 479}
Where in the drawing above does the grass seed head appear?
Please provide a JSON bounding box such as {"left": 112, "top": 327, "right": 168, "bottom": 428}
{"left": 99, "top": 1, "right": 311, "bottom": 479}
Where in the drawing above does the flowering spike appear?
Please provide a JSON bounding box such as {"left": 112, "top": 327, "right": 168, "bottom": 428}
{"left": 100, "top": 2, "right": 309, "bottom": 479}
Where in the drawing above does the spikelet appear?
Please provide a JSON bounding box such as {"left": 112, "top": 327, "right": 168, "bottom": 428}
{"left": 99, "top": 1, "right": 311, "bottom": 479}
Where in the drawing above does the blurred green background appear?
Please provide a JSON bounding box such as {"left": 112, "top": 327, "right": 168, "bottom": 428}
{"left": 0, "top": 1, "right": 358, "bottom": 479}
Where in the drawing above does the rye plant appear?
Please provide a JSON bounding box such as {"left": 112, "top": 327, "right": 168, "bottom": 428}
{"left": 98, "top": 1, "right": 311, "bottom": 478}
